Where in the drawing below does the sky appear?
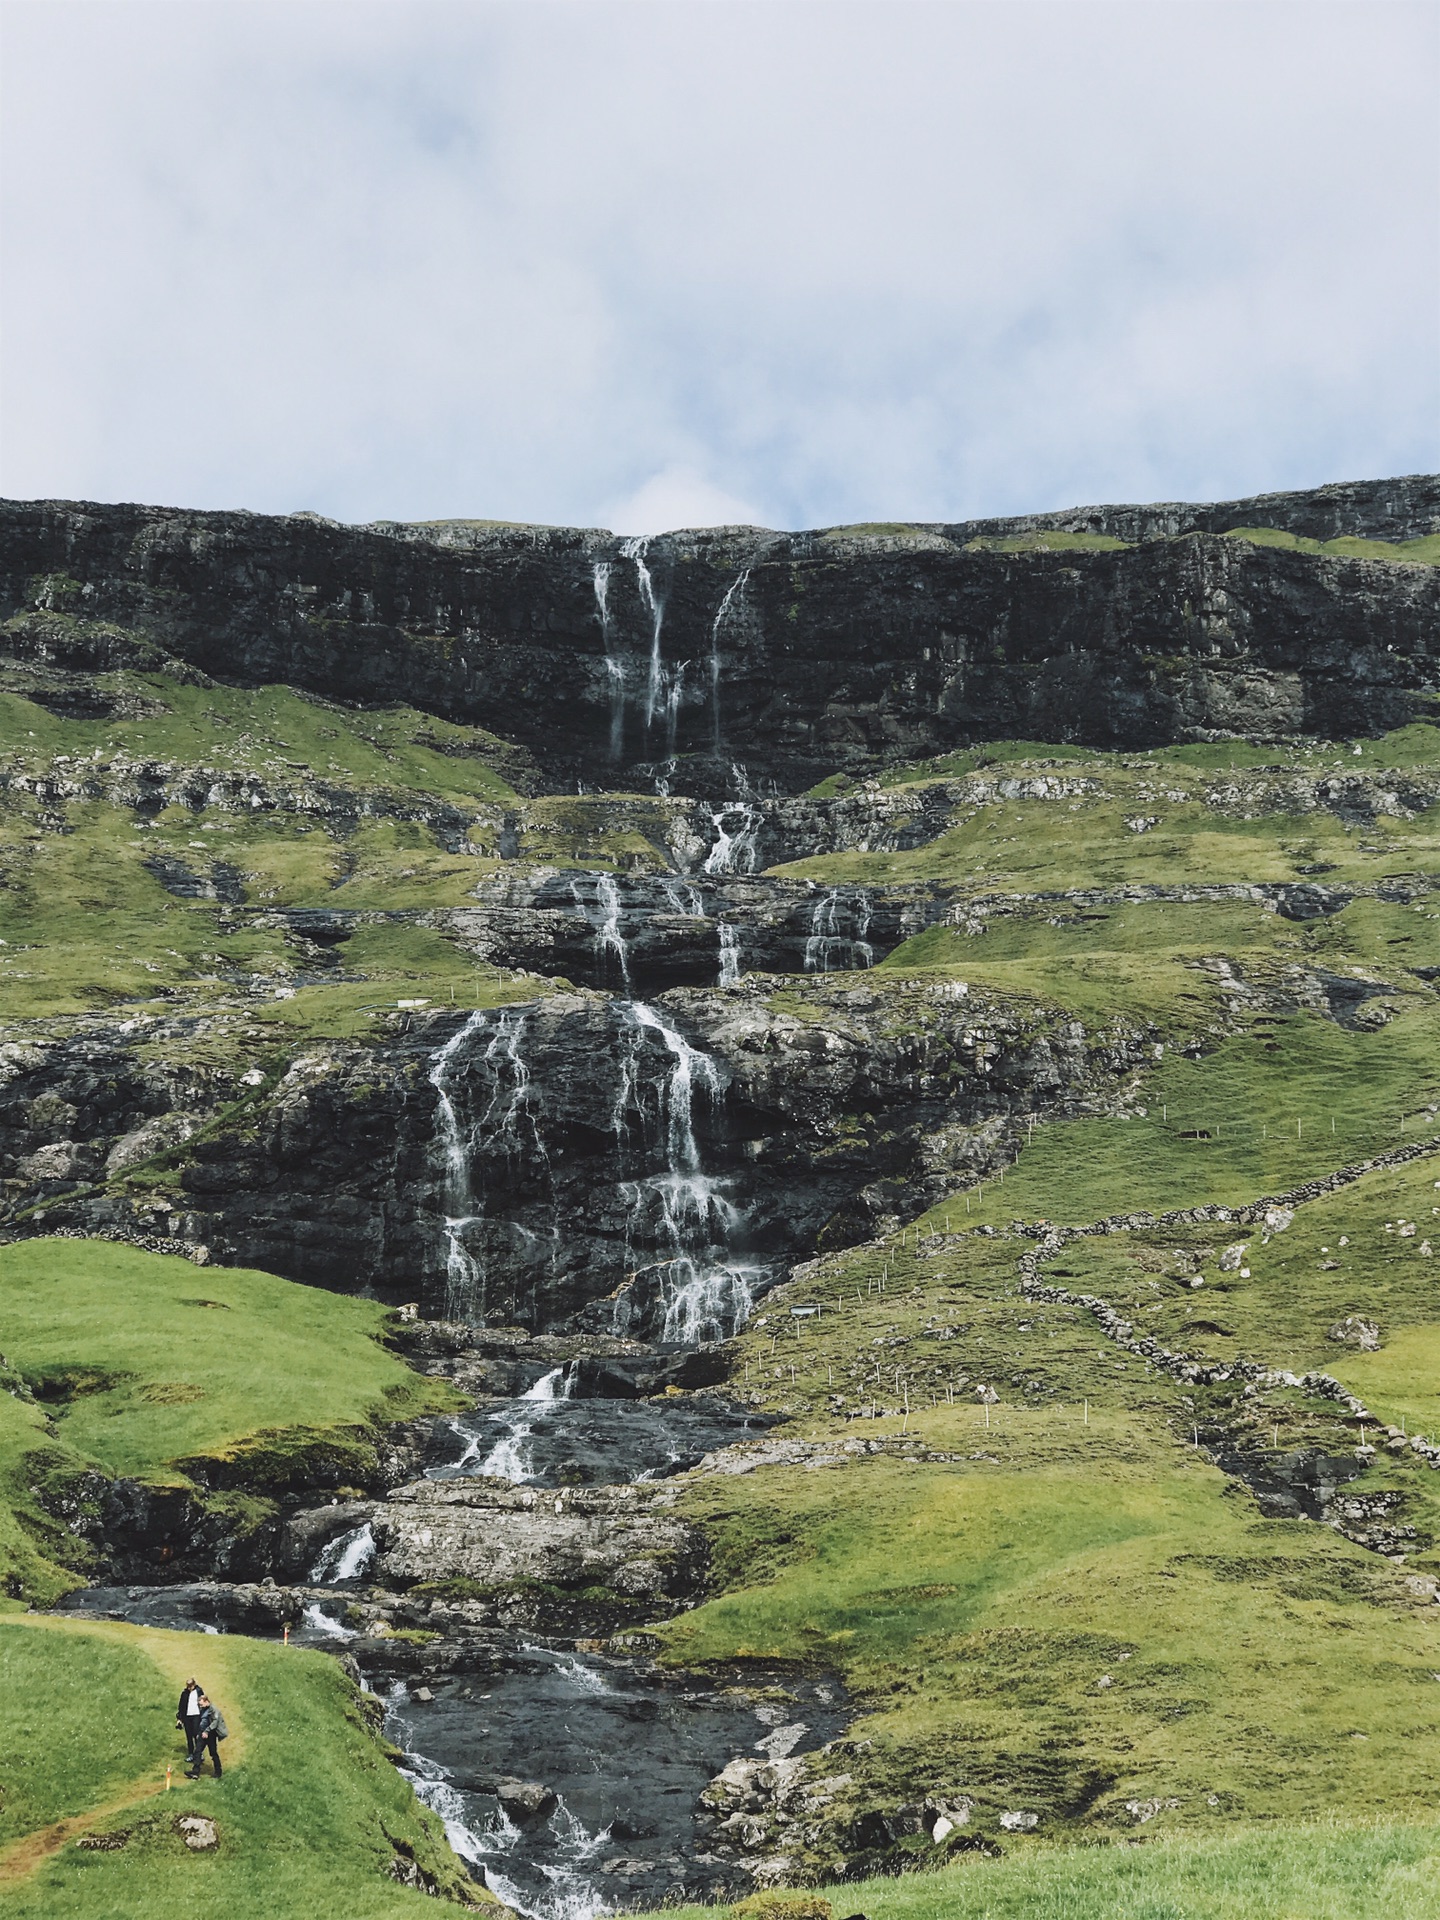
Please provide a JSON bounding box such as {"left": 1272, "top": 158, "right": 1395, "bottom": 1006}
{"left": 2, "top": 0, "right": 1436, "bottom": 534}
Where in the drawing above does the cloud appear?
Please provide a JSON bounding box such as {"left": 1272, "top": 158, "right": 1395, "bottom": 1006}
{"left": 0, "top": 0, "right": 1435, "bottom": 529}
{"left": 601, "top": 468, "right": 771, "bottom": 537}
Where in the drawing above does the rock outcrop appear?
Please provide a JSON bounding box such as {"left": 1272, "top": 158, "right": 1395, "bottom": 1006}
{"left": 3, "top": 479, "right": 1437, "bottom": 794}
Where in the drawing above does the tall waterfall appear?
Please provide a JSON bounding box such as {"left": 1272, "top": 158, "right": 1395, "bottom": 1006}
{"left": 427, "top": 1007, "right": 553, "bottom": 1322}
{"left": 592, "top": 561, "right": 625, "bottom": 761}
{"left": 570, "top": 872, "right": 632, "bottom": 991}
{"left": 804, "top": 888, "right": 875, "bottom": 972}
{"left": 708, "top": 567, "right": 750, "bottom": 749}
{"left": 620, "top": 536, "right": 666, "bottom": 728}
{"left": 428, "top": 1009, "right": 490, "bottom": 1320}
{"left": 717, "top": 922, "right": 741, "bottom": 988}
{"left": 614, "top": 1002, "right": 757, "bottom": 1344}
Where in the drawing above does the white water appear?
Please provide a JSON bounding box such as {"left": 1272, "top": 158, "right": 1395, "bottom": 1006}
{"left": 311, "top": 1521, "right": 376, "bottom": 1584}
{"left": 804, "top": 888, "right": 875, "bottom": 972}
{"left": 660, "top": 879, "right": 704, "bottom": 917}
{"left": 570, "top": 872, "right": 631, "bottom": 990}
{"left": 702, "top": 801, "right": 761, "bottom": 875}
{"left": 620, "top": 536, "right": 665, "bottom": 728}
{"left": 467, "top": 1366, "right": 572, "bottom": 1484}
{"left": 717, "top": 922, "right": 741, "bottom": 987}
{"left": 592, "top": 562, "right": 625, "bottom": 761}
{"left": 428, "top": 1009, "right": 558, "bottom": 1322}
{"left": 302, "top": 1601, "right": 356, "bottom": 1641}
{"left": 613, "top": 1002, "right": 758, "bottom": 1344}
{"left": 389, "top": 1678, "right": 614, "bottom": 1920}
{"left": 708, "top": 568, "right": 750, "bottom": 749}
{"left": 428, "top": 1010, "right": 491, "bottom": 1320}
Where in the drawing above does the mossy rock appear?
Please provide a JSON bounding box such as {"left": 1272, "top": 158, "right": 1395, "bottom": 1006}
{"left": 728, "top": 1896, "right": 833, "bottom": 1920}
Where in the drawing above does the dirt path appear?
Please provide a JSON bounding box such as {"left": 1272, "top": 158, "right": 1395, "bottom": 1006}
{"left": 0, "top": 1615, "right": 247, "bottom": 1885}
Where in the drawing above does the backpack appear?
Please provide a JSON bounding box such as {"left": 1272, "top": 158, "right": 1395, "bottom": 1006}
{"left": 213, "top": 1711, "right": 228, "bottom": 1741}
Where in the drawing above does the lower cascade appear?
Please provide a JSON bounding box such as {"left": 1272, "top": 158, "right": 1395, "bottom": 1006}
{"left": 804, "top": 887, "right": 875, "bottom": 973}
{"left": 426, "top": 985, "right": 764, "bottom": 1344}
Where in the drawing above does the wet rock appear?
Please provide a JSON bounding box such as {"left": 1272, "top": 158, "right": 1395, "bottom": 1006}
{"left": 5, "top": 484, "right": 1437, "bottom": 793}
{"left": 373, "top": 1480, "right": 706, "bottom": 1601}
{"left": 494, "top": 1778, "right": 558, "bottom": 1824}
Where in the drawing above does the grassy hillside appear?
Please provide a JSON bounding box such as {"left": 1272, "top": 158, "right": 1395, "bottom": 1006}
{"left": 665, "top": 1188, "right": 1440, "bottom": 1848}
{"left": 666, "top": 1819, "right": 1440, "bottom": 1920}
{"left": 0, "top": 1614, "right": 481, "bottom": 1916}
{"left": 0, "top": 1240, "right": 458, "bottom": 1601}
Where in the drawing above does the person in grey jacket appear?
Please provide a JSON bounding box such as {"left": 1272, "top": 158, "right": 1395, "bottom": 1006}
{"left": 186, "top": 1692, "right": 226, "bottom": 1778}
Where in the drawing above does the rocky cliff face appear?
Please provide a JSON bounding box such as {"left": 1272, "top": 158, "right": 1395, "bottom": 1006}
{"left": 3, "top": 477, "right": 1437, "bottom": 795}
{"left": 3, "top": 974, "right": 1154, "bottom": 1329}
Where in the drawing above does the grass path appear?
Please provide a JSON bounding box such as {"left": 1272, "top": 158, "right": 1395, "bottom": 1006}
{"left": 0, "top": 1615, "right": 247, "bottom": 1884}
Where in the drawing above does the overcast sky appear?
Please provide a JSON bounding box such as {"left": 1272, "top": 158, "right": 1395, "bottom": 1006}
{"left": 2, "top": 0, "right": 1435, "bottom": 533}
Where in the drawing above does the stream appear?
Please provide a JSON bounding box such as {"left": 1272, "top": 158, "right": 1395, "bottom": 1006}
{"left": 54, "top": 865, "right": 862, "bottom": 1917}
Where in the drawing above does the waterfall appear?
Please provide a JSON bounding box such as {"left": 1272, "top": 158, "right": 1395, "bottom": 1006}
{"left": 702, "top": 801, "right": 761, "bottom": 875}
{"left": 428, "top": 1008, "right": 554, "bottom": 1323}
{"left": 613, "top": 1002, "right": 758, "bottom": 1343}
{"left": 717, "top": 923, "right": 741, "bottom": 988}
{"left": 570, "top": 872, "right": 632, "bottom": 990}
{"left": 428, "top": 1010, "right": 490, "bottom": 1320}
{"left": 302, "top": 1602, "right": 356, "bottom": 1641}
{"left": 708, "top": 567, "right": 750, "bottom": 749}
{"left": 620, "top": 536, "right": 666, "bottom": 728}
{"left": 662, "top": 658, "right": 687, "bottom": 758}
{"left": 660, "top": 879, "right": 704, "bottom": 917}
{"left": 592, "top": 562, "right": 625, "bottom": 761}
{"left": 804, "top": 888, "right": 875, "bottom": 973}
{"left": 311, "top": 1521, "right": 376, "bottom": 1584}
{"left": 471, "top": 1365, "right": 573, "bottom": 1484}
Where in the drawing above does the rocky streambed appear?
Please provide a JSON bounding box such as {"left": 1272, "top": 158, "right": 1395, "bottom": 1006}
{"left": 55, "top": 1327, "right": 858, "bottom": 1918}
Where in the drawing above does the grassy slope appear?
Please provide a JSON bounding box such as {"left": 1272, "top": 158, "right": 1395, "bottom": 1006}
{"left": 665, "top": 1211, "right": 1440, "bottom": 1848}
{"left": 658, "top": 721, "right": 1440, "bottom": 1886}
{"left": 666, "top": 1820, "right": 1440, "bottom": 1920}
{"left": 0, "top": 1240, "right": 450, "bottom": 1480}
{"left": 0, "top": 1240, "right": 458, "bottom": 1600}
{"left": 0, "top": 1615, "right": 477, "bottom": 1917}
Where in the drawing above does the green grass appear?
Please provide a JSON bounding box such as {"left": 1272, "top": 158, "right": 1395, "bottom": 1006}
{"left": 0, "top": 1615, "right": 167, "bottom": 1843}
{"left": 913, "top": 1007, "right": 1440, "bottom": 1232}
{"left": 0, "top": 1615, "right": 481, "bottom": 1916}
{"left": 0, "top": 1240, "right": 452, "bottom": 1483}
{"left": 661, "top": 1817, "right": 1440, "bottom": 1919}
{"left": 1224, "top": 527, "right": 1440, "bottom": 568}
{"left": 961, "top": 530, "right": 1132, "bottom": 553}
{"left": 666, "top": 1199, "right": 1440, "bottom": 1855}
{"left": 0, "top": 675, "right": 518, "bottom": 803}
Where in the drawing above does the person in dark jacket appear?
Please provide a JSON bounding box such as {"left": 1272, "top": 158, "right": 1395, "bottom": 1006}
{"left": 176, "top": 1678, "right": 203, "bottom": 1763}
{"left": 186, "top": 1691, "right": 225, "bottom": 1778}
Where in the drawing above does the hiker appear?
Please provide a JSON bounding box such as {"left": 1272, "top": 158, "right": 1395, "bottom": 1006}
{"left": 176, "top": 1677, "right": 203, "bottom": 1762}
{"left": 187, "top": 1691, "right": 227, "bottom": 1779}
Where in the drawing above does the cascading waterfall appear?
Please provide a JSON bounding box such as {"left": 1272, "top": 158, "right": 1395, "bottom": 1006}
{"left": 803, "top": 888, "right": 875, "bottom": 973}
{"left": 311, "top": 1522, "right": 376, "bottom": 1584}
{"left": 429, "top": 1010, "right": 491, "bottom": 1320}
{"left": 592, "top": 562, "right": 625, "bottom": 761}
{"left": 613, "top": 1001, "right": 758, "bottom": 1343}
{"left": 471, "top": 1365, "right": 573, "bottom": 1483}
{"left": 570, "top": 872, "right": 632, "bottom": 990}
{"left": 620, "top": 536, "right": 666, "bottom": 728}
{"left": 708, "top": 567, "right": 750, "bottom": 749}
{"left": 660, "top": 879, "right": 704, "bottom": 917}
{"left": 702, "top": 801, "right": 761, "bottom": 875}
{"left": 717, "top": 923, "right": 741, "bottom": 988}
{"left": 428, "top": 1008, "right": 556, "bottom": 1323}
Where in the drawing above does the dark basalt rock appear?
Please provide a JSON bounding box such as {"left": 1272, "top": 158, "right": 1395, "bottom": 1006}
{"left": 3, "top": 479, "right": 1437, "bottom": 795}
